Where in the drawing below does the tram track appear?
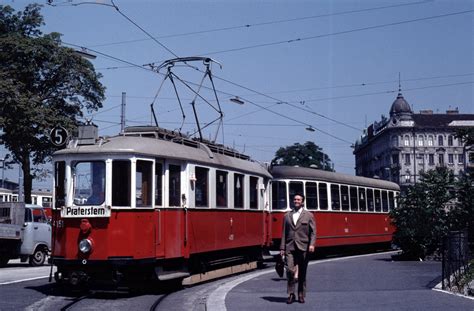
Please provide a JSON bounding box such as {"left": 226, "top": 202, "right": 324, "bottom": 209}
{"left": 60, "top": 293, "right": 90, "bottom": 311}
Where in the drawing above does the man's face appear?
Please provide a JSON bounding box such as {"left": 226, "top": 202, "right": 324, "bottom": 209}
{"left": 293, "top": 195, "right": 303, "bottom": 209}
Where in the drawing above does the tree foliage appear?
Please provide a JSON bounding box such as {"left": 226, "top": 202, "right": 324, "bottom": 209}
{"left": 271, "top": 141, "right": 334, "bottom": 171}
{"left": 391, "top": 167, "right": 474, "bottom": 259}
{"left": 0, "top": 4, "right": 105, "bottom": 202}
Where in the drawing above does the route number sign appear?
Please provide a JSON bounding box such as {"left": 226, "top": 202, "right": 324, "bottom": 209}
{"left": 50, "top": 126, "right": 68, "bottom": 147}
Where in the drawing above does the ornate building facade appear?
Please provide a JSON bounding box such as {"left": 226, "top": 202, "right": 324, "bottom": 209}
{"left": 353, "top": 91, "right": 474, "bottom": 190}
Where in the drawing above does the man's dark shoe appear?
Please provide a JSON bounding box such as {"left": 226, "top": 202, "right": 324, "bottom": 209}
{"left": 298, "top": 293, "right": 305, "bottom": 303}
{"left": 286, "top": 294, "right": 295, "bottom": 304}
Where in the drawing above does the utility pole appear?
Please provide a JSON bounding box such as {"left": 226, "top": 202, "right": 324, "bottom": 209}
{"left": 121, "top": 92, "right": 126, "bottom": 133}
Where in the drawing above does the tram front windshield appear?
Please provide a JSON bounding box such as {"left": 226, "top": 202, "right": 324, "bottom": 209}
{"left": 73, "top": 161, "right": 105, "bottom": 205}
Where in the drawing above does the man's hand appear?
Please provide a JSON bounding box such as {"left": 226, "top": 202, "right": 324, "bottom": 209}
{"left": 309, "top": 245, "right": 315, "bottom": 253}
{"left": 280, "top": 250, "right": 285, "bottom": 257}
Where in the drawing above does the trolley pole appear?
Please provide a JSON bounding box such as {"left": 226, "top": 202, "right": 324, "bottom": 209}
{"left": 121, "top": 92, "right": 126, "bottom": 133}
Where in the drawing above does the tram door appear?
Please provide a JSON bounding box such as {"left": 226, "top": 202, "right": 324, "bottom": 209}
{"left": 160, "top": 163, "right": 185, "bottom": 258}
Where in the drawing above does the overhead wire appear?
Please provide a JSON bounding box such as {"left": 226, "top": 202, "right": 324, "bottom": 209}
{"left": 86, "top": 0, "right": 431, "bottom": 48}
{"left": 58, "top": 3, "right": 472, "bottom": 146}
{"left": 195, "top": 9, "right": 474, "bottom": 56}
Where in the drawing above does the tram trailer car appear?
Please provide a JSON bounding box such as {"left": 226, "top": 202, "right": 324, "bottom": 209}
{"left": 270, "top": 166, "right": 400, "bottom": 251}
{"left": 51, "top": 126, "right": 272, "bottom": 286}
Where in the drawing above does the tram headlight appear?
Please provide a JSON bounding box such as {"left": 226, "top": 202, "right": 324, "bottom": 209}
{"left": 79, "top": 238, "right": 93, "bottom": 254}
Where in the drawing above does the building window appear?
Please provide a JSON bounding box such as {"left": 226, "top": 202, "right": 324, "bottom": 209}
{"left": 448, "top": 154, "right": 454, "bottom": 165}
{"left": 438, "top": 135, "right": 444, "bottom": 146}
{"left": 428, "top": 135, "right": 434, "bottom": 146}
{"left": 458, "top": 154, "right": 465, "bottom": 164}
{"left": 438, "top": 154, "right": 444, "bottom": 166}
{"left": 404, "top": 154, "right": 411, "bottom": 165}
{"left": 428, "top": 154, "right": 435, "bottom": 165}
{"left": 404, "top": 135, "right": 410, "bottom": 146}
{"left": 417, "top": 135, "right": 424, "bottom": 146}
{"left": 391, "top": 136, "right": 399, "bottom": 147}
{"left": 448, "top": 135, "right": 453, "bottom": 146}
{"left": 392, "top": 154, "right": 399, "bottom": 165}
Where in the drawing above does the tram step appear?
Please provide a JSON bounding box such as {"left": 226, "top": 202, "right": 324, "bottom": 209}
{"left": 157, "top": 272, "right": 191, "bottom": 281}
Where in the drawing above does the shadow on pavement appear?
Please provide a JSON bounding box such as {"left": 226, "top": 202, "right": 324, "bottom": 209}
{"left": 261, "top": 296, "right": 287, "bottom": 303}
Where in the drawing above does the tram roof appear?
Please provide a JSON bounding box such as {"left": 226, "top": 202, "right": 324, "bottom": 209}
{"left": 54, "top": 135, "right": 272, "bottom": 178}
{"left": 270, "top": 166, "right": 400, "bottom": 191}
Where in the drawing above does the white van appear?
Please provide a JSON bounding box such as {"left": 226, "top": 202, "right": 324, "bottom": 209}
{"left": 0, "top": 203, "right": 51, "bottom": 266}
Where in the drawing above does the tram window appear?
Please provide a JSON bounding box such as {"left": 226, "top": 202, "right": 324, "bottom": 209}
{"left": 289, "top": 181, "right": 304, "bottom": 199}
{"left": 155, "top": 162, "right": 163, "bottom": 206}
{"left": 330, "top": 185, "right": 340, "bottom": 210}
{"left": 74, "top": 161, "right": 105, "bottom": 206}
{"left": 341, "top": 185, "right": 349, "bottom": 211}
{"left": 319, "top": 183, "right": 328, "bottom": 210}
{"left": 195, "top": 167, "right": 209, "bottom": 207}
{"left": 374, "top": 190, "right": 381, "bottom": 212}
{"left": 388, "top": 192, "right": 395, "bottom": 211}
{"left": 216, "top": 170, "right": 228, "bottom": 208}
{"left": 54, "top": 161, "right": 66, "bottom": 207}
{"left": 136, "top": 160, "right": 152, "bottom": 207}
{"left": 249, "top": 177, "right": 259, "bottom": 209}
{"left": 271, "top": 181, "right": 287, "bottom": 210}
{"left": 305, "top": 182, "right": 318, "bottom": 210}
{"left": 382, "top": 190, "right": 389, "bottom": 212}
{"left": 350, "top": 186, "right": 358, "bottom": 211}
{"left": 234, "top": 173, "right": 244, "bottom": 208}
{"left": 168, "top": 165, "right": 181, "bottom": 207}
{"left": 367, "top": 189, "right": 374, "bottom": 211}
{"left": 358, "top": 188, "right": 367, "bottom": 211}
{"left": 113, "top": 160, "right": 131, "bottom": 207}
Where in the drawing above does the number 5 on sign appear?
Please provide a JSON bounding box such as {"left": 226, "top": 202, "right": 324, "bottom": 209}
{"left": 50, "top": 126, "right": 69, "bottom": 147}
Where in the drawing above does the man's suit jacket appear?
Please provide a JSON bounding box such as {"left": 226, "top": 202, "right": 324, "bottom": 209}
{"left": 280, "top": 209, "right": 316, "bottom": 252}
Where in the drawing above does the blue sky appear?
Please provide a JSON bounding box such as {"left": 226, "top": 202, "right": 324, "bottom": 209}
{"left": 1, "top": 0, "right": 473, "bottom": 189}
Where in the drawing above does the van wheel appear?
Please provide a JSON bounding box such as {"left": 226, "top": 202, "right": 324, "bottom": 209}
{"left": 0, "top": 256, "right": 9, "bottom": 267}
{"left": 29, "top": 248, "right": 46, "bottom": 266}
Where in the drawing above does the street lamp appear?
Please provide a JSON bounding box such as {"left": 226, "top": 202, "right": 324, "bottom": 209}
{"left": 0, "top": 154, "right": 10, "bottom": 189}
{"left": 230, "top": 96, "right": 244, "bottom": 105}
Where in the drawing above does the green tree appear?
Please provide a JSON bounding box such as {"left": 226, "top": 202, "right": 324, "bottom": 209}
{"left": 0, "top": 4, "right": 105, "bottom": 203}
{"left": 390, "top": 167, "right": 454, "bottom": 259}
{"left": 271, "top": 141, "right": 334, "bottom": 171}
{"left": 450, "top": 171, "right": 474, "bottom": 242}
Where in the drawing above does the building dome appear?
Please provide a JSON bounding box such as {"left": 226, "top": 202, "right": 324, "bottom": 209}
{"left": 389, "top": 92, "right": 412, "bottom": 116}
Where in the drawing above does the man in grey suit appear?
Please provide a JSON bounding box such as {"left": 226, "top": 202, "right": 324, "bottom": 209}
{"left": 280, "top": 193, "right": 316, "bottom": 304}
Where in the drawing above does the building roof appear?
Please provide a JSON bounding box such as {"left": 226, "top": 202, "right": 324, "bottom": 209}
{"left": 389, "top": 92, "right": 412, "bottom": 116}
{"left": 413, "top": 114, "right": 474, "bottom": 129}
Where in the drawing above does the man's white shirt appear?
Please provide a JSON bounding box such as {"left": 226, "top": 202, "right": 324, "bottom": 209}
{"left": 292, "top": 208, "right": 302, "bottom": 225}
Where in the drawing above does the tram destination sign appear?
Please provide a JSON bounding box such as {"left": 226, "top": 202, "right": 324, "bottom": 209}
{"left": 61, "top": 206, "right": 110, "bottom": 218}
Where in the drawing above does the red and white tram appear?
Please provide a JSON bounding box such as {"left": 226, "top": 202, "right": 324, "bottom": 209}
{"left": 51, "top": 126, "right": 272, "bottom": 286}
{"left": 270, "top": 166, "right": 400, "bottom": 249}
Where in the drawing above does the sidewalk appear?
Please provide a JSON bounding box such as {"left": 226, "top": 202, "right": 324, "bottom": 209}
{"left": 224, "top": 252, "right": 474, "bottom": 311}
